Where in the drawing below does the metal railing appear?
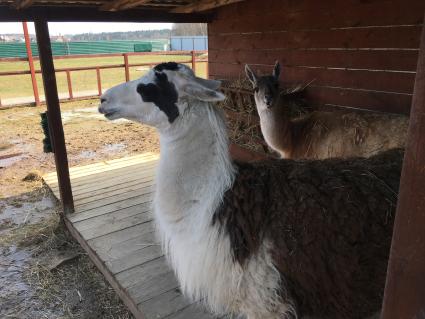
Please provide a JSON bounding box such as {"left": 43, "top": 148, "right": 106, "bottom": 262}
{"left": 0, "top": 50, "right": 208, "bottom": 108}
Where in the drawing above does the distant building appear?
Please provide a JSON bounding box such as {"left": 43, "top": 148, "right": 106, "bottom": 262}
{"left": 170, "top": 36, "right": 207, "bottom": 51}
{"left": 0, "top": 34, "right": 24, "bottom": 42}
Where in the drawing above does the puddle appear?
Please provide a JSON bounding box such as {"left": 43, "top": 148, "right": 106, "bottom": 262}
{"left": 102, "top": 143, "right": 126, "bottom": 153}
{"left": 0, "top": 196, "right": 55, "bottom": 233}
{"left": 0, "top": 153, "right": 27, "bottom": 168}
{"left": 0, "top": 139, "right": 34, "bottom": 168}
{"left": 0, "top": 245, "right": 33, "bottom": 317}
{"left": 76, "top": 150, "right": 97, "bottom": 159}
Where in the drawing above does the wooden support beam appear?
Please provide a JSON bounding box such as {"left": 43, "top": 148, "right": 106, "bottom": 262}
{"left": 13, "top": 0, "right": 34, "bottom": 10}
{"left": 100, "top": 0, "right": 152, "bottom": 11}
{"left": 381, "top": 11, "right": 425, "bottom": 319}
{"left": 34, "top": 19, "right": 74, "bottom": 214}
{"left": 0, "top": 6, "right": 213, "bottom": 22}
{"left": 22, "top": 21, "right": 40, "bottom": 106}
{"left": 171, "top": 0, "right": 244, "bottom": 13}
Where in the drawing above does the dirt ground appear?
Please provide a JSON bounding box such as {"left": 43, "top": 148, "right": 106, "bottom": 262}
{"left": 0, "top": 99, "right": 160, "bottom": 319}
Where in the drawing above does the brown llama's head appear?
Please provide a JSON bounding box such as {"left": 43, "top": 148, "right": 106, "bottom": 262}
{"left": 245, "top": 61, "right": 281, "bottom": 111}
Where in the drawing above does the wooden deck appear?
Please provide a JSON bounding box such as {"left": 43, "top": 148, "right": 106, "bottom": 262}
{"left": 43, "top": 153, "right": 216, "bottom": 319}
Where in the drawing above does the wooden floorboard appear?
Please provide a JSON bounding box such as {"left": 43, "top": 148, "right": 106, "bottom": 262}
{"left": 43, "top": 153, "right": 216, "bottom": 319}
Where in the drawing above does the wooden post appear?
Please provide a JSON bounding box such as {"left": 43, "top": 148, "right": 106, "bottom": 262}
{"left": 381, "top": 13, "right": 425, "bottom": 319}
{"left": 34, "top": 19, "right": 74, "bottom": 215}
{"left": 96, "top": 67, "right": 102, "bottom": 96}
{"left": 23, "top": 21, "right": 40, "bottom": 106}
{"left": 123, "top": 53, "right": 130, "bottom": 82}
{"left": 65, "top": 70, "right": 73, "bottom": 99}
{"left": 191, "top": 50, "right": 196, "bottom": 75}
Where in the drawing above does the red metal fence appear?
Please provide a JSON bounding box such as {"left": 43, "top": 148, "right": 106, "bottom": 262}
{"left": 0, "top": 50, "right": 208, "bottom": 108}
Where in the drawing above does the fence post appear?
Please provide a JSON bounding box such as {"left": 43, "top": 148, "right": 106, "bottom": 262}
{"left": 23, "top": 21, "right": 40, "bottom": 106}
{"left": 191, "top": 50, "right": 196, "bottom": 75}
{"left": 124, "top": 53, "right": 130, "bottom": 82}
{"left": 65, "top": 70, "right": 73, "bottom": 99}
{"left": 96, "top": 67, "right": 102, "bottom": 96}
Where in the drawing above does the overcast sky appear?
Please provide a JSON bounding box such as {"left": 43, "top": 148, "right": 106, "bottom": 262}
{"left": 0, "top": 22, "right": 173, "bottom": 35}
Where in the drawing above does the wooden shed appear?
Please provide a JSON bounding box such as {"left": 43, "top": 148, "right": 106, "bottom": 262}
{"left": 1, "top": 1, "right": 424, "bottom": 318}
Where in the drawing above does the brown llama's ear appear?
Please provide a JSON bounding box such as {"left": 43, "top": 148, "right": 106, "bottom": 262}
{"left": 245, "top": 64, "right": 258, "bottom": 87}
{"left": 273, "top": 61, "right": 281, "bottom": 80}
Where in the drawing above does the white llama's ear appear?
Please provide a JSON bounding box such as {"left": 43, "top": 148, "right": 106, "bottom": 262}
{"left": 194, "top": 77, "right": 222, "bottom": 90}
{"left": 245, "top": 64, "right": 257, "bottom": 87}
{"left": 182, "top": 82, "right": 225, "bottom": 102}
{"left": 273, "top": 61, "right": 281, "bottom": 80}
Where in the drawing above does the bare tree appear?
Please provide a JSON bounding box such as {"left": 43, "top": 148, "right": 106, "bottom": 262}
{"left": 171, "top": 23, "right": 207, "bottom": 36}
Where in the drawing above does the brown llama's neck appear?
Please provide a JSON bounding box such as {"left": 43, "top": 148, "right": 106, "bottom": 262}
{"left": 258, "top": 103, "right": 293, "bottom": 158}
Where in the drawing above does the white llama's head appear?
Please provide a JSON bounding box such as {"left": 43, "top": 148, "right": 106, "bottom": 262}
{"left": 98, "top": 62, "right": 225, "bottom": 129}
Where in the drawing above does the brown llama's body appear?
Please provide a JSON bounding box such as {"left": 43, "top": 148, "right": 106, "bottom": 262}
{"left": 266, "top": 103, "right": 408, "bottom": 159}
{"left": 214, "top": 148, "right": 402, "bottom": 319}
{"left": 246, "top": 62, "right": 408, "bottom": 159}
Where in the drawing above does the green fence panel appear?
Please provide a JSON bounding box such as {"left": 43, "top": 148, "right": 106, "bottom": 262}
{"left": 0, "top": 39, "right": 169, "bottom": 58}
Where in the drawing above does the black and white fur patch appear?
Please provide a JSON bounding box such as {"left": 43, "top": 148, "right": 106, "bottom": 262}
{"left": 154, "top": 62, "right": 180, "bottom": 72}
{"left": 136, "top": 71, "right": 179, "bottom": 123}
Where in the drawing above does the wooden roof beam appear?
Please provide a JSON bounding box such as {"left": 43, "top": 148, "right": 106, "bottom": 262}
{"left": 13, "top": 0, "right": 34, "bottom": 9}
{"left": 100, "top": 0, "right": 151, "bottom": 11}
{"left": 170, "top": 0, "right": 244, "bottom": 13}
{"left": 0, "top": 6, "right": 213, "bottom": 22}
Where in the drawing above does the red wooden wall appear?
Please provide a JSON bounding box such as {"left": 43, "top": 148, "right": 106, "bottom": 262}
{"left": 208, "top": 0, "right": 425, "bottom": 114}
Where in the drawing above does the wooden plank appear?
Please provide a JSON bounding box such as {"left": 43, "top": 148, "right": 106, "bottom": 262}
{"left": 116, "top": 256, "right": 170, "bottom": 288}
{"left": 73, "top": 177, "right": 154, "bottom": 201}
{"left": 45, "top": 159, "right": 157, "bottom": 185}
{"left": 13, "top": 0, "right": 34, "bottom": 9}
{"left": 74, "top": 183, "right": 154, "bottom": 206}
{"left": 381, "top": 16, "right": 425, "bottom": 319}
{"left": 139, "top": 288, "right": 192, "bottom": 319}
{"left": 215, "top": 0, "right": 422, "bottom": 21}
{"left": 210, "top": 0, "right": 425, "bottom": 34}
{"left": 90, "top": 224, "right": 157, "bottom": 262}
{"left": 0, "top": 6, "right": 213, "bottom": 23}
{"left": 208, "top": 26, "right": 423, "bottom": 50}
{"left": 68, "top": 175, "right": 155, "bottom": 200}
{"left": 171, "top": 0, "right": 244, "bottom": 13}
{"left": 212, "top": 63, "right": 416, "bottom": 94}
{"left": 107, "top": 245, "right": 163, "bottom": 274}
{"left": 305, "top": 86, "right": 412, "bottom": 114}
{"left": 130, "top": 270, "right": 179, "bottom": 304}
{"left": 166, "top": 303, "right": 214, "bottom": 319}
{"left": 208, "top": 49, "right": 420, "bottom": 72}
{"left": 77, "top": 211, "right": 153, "bottom": 240}
{"left": 47, "top": 164, "right": 156, "bottom": 192}
{"left": 74, "top": 188, "right": 153, "bottom": 212}
{"left": 70, "top": 194, "right": 153, "bottom": 222}
{"left": 73, "top": 202, "right": 152, "bottom": 232}
{"left": 35, "top": 19, "right": 74, "bottom": 214}
{"left": 43, "top": 154, "right": 158, "bottom": 181}
{"left": 63, "top": 217, "right": 144, "bottom": 319}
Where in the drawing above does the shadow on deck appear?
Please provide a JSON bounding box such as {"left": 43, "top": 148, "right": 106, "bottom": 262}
{"left": 43, "top": 152, "right": 216, "bottom": 319}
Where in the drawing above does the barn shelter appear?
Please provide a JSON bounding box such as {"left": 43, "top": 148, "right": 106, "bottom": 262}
{"left": 1, "top": 1, "right": 425, "bottom": 318}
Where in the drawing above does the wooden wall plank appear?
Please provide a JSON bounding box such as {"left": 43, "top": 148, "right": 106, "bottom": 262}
{"left": 215, "top": 0, "right": 423, "bottom": 20}
{"left": 210, "top": 0, "right": 425, "bottom": 34}
{"left": 210, "top": 63, "right": 415, "bottom": 94}
{"left": 208, "top": 49, "right": 419, "bottom": 72}
{"left": 208, "top": 0, "right": 423, "bottom": 114}
{"left": 209, "top": 26, "right": 422, "bottom": 50}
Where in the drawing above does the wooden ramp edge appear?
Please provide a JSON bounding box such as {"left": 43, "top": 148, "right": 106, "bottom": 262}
{"left": 43, "top": 153, "right": 216, "bottom": 319}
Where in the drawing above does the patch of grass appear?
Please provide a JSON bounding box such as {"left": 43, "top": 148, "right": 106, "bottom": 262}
{"left": 0, "top": 53, "right": 208, "bottom": 99}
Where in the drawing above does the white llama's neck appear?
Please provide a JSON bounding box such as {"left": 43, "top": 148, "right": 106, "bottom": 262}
{"left": 155, "top": 100, "right": 235, "bottom": 228}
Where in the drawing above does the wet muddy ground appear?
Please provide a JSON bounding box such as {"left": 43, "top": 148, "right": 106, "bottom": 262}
{"left": 0, "top": 99, "right": 159, "bottom": 318}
